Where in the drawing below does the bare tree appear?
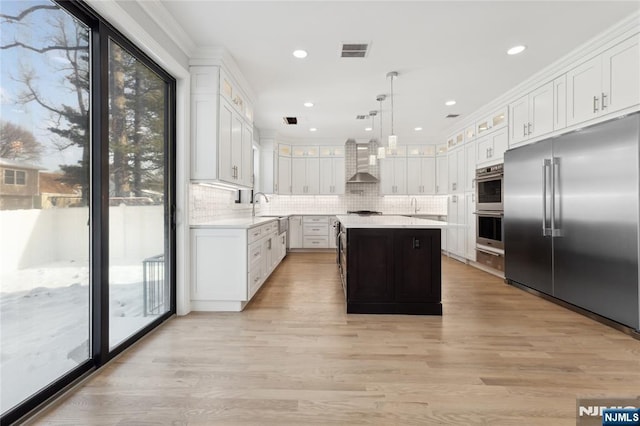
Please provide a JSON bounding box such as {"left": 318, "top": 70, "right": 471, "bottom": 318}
{"left": 0, "top": 121, "right": 44, "bottom": 162}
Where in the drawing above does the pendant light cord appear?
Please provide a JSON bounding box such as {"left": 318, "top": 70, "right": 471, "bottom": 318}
{"left": 390, "top": 75, "right": 394, "bottom": 135}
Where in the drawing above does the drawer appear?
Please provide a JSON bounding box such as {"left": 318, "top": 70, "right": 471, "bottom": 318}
{"left": 303, "top": 236, "right": 329, "bottom": 249}
{"left": 303, "top": 216, "right": 329, "bottom": 224}
{"left": 248, "top": 240, "right": 263, "bottom": 265}
{"left": 262, "top": 222, "right": 276, "bottom": 234}
{"left": 476, "top": 250, "right": 504, "bottom": 272}
{"left": 303, "top": 224, "right": 328, "bottom": 236}
{"left": 248, "top": 226, "right": 263, "bottom": 244}
{"left": 248, "top": 264, "right": 264, "bottom": 298}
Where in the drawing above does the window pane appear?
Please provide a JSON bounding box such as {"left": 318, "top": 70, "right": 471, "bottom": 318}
{"left": 0, "top": 0, "right": 90, "bottom": 415}
{"left": 108, "top": 40, "right": 169, "bottom": 349}
{"left": 16, "top": 171, "right": 26, "bottom": 185}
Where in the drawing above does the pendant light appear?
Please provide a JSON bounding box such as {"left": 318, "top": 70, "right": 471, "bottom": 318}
{"left": 376, "top": 94, "right": 386, "bottom": 159}
{"left": 387, "top": 71, "right": 398, "bottom": 150}
{"left": 368, "top": 110, "right": 378, "bottom": 165}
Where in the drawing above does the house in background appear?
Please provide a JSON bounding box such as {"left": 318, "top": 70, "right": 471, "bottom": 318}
{"left": 0, "top": 158, "right": 41, "bottom": 210}
{"left": 38, "top": 172, "right": 82, "bottom": 208}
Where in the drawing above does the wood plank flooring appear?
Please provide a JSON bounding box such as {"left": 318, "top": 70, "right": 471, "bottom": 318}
{"left": 33, "top": 253, "right": 640, "bottom": 425}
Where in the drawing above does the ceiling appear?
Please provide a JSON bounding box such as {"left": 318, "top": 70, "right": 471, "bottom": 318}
{"left": 159, "top": 1, "right": 639, "bottom": 145}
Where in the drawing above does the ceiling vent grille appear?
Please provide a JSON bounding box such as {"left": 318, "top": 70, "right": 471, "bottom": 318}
{"left": 283, "top": 117, "right": 298, "bottom": 125}
{"left": 356, "top": 115, "right": 368, "bottom": 120}
{"left": 340, "top": 42, "right": 370, "bottom": 58}
{"left": 446, "top": 114, "right": 460, "bottom": 118}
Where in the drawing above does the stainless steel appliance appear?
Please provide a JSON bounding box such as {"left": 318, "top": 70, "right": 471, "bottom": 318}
{"left": 504, "top": 112, "right": 640, "bottom": 331}
{"left": 476, "top": 163, "right": 503, "bottom": 211}
{"left": 477, "top": 211, "right": 503, "bottom": 250}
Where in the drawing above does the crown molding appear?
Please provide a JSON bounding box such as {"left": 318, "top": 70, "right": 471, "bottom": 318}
{"left": 190, "top": 47, "right": 257, "bottom": 104}
{"left": 136, "top": 0, "right": 197, "bottom": 57}
{"left": 440, "top": 10, "right": 640, "bottom": 141}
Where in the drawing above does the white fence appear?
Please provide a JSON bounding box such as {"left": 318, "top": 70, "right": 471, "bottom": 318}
{"left": 0, "top": 205, "right": 164, "bottom": 273}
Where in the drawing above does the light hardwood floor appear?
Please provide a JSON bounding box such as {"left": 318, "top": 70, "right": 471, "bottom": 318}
{"left": 34, "top": 253, "right": 640, "bottom": 425}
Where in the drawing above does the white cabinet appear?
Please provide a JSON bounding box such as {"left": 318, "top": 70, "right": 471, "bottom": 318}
{"left": 465, "top": 192, "right": 476, "bottom": 262}
{"left": 464, "top": 141, "right": 477, "bottom": 192}
{"left": 191, "top": 220, "right": 282, "bottom": 311}
{"left": 380, "top": 157, "right": 407, "bottom": 195}
{"left": 190, "top": 66, "right": 253, "bottom": 188}
{"left": 319, "top": 146, "right": 345, "bottom": 157}
{"left": 276, "top": 144, "right": 291, "bottom": 195}
{"left": 447, "top": 147, "right": 465, "bottom": 194}
{"left": 476, "top": 127, "right": 508, "bottom": 166}
{"left": 407, "top": 157, "right": 436, "bottom": 194}
{"left": 291, "top": 157, "right": 320, "bottom": 194}
{"left": 288, "top": 215, "right": 303, "bottom": 249}
{"left": 446, "top": 194, "right": 466, "bottom": 259}
{"left": 567, "top": 34, "right": 640, "bottom": 126}
{"left": 319, "top": 157, "right": 345, "bottom": 195}
{"left": 476, "top": 106, "right": 508, "bottom": 136}
{"left": 509, "top": 81, "right": 554, "bottom": 145}
{"left": 303, "top": 216, "right": 329, "bottom": 248}
{"left": 554, "top": 75, "right": 567, "bottom": 131}
{"left": 435, "top": 155, "right": 448, "bottom": 195}
{"left": 407, "top": 145, "right": 436, "bottom": 195}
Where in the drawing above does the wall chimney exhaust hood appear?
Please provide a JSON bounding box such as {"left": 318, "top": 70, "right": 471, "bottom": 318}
{"left": 347, "top": 139, "right": 378, "bottom": 183}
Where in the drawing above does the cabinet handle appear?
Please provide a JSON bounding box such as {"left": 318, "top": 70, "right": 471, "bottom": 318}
{"left": 523, "top": 123, "right": 527, "bottom": 137}
{"left": 268, "top": 240, "right": 272, "bottom": 249}
{"left": 275, "top": 183, "right": 278, "bottom": 192}
{"left": 472, "top": 193, "right": 475, "bottom": 202}
{"left": 593, "top": 95, "right": 599, "bottom": 113}
{"left": 528, "top": 122, "right": 532, "bottom": 136}
{"left": 602, "top": 92, "right": 607, "bottom": 110}
{"left": 412, "top": 237, "right": 421, "bottom": 249}
{"left": 436, "top": 185, "right": 439, "bottom": 193}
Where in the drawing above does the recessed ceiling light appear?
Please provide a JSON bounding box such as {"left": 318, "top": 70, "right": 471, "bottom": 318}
{"left": 445, "top": 100, "right": 456, "bottom": 106}
{"left": 507, "top": 45, "right": 526, "bottom": 55}
{"left": 414, "top": 127, "right": 423, "bottom": 131}
{"left": 293, "top": 49, "right": 308, "bottom": 59}
{"left": 303, "top": 102, "right": 314, "bottom": 107}
{"left": 309, "top": 127, "right": 317, "bottom": 132}
{"left": 365, "top": 127, "right": 373, "bottom": 131}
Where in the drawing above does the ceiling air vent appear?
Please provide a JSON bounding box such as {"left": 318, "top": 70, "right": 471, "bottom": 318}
{"left": 446, "top": 114, "right": 460, "bottom": 118}
{"left": 283, "top": 117, "right": 298, "bottom": 125}
{"left": 356, "top": 115, "right": 368, "bottom": 120}
{"left": 340, "top": 42, "right": 370, "bottom": 58}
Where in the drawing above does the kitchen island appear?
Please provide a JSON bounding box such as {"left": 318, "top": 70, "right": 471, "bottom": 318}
{"left": 336, "top": 215, "right": 445, "bottom": 315}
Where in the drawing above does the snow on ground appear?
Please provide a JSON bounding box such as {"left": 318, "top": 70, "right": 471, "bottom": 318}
{"left": 0, "top": 261, "right": 163, "bottom": 413}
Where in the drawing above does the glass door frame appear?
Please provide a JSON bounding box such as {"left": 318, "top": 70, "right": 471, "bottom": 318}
{"left": 1, "top": 1, "right": 176, "bottom": 423}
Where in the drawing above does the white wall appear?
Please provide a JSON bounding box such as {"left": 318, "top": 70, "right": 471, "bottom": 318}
{"left": 0, "top": 206, "right": 164, "bottom": 274}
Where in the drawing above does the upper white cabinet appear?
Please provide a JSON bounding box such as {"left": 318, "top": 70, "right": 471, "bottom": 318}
{"left": 292, "top": 156, "right": 320, "bottom": 195}
{"left": 407, "top": 145, "right": 436, "bottom": 195}
{"left": 380, "top": 156, "right": 407, "bottom": 195}
{"left": 509, "top": 81, "right": 554, "bottom": 145}
{"left": 435, "top": 154, "right": 448, "bottom": 195}
{"left": 476, "top": 106, "right": 508, "bottom": 136}
{"left": 319, "top": 156, "right": 345, "bottom": 195}
{"left": 447, "top": 146, "right": 465, "bottom": 194}
{"left": 407, "top": 157, "right": 436, "bottom": 194}
{"left": 319, "top": 146, "right": 345, "bottom": 157}
{"left": 553, "top": 75, "right": 567, "bottom": 131}
{"left": 275, "top": 144, "right": 291, "bottom": 195}
{"left": 567, "top": 34, "right": 640, "bottom": 126}
{"left": 190, "top": 66, "right": 254, "bottom": 188}
{"left": 476, "top": 127, "right": 508, "bottom": 166}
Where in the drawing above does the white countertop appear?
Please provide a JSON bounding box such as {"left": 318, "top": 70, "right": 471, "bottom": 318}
{"left": 336, "top": 215, "right": 447, "bottom": 229}
{"left": 191, "top": 217, "right": 277, "bottom": 229}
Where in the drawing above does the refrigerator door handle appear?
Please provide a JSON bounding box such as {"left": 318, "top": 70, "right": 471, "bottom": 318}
{"left": 542, "top": 159, "right": 551, "bottom": 236}
{"left": 551, "top": 157, "right": 561, "bottom": 237}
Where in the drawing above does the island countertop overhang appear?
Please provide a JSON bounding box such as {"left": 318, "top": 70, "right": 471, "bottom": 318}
{"left": 336, "top": 215, "right": 447, "bottom": 229}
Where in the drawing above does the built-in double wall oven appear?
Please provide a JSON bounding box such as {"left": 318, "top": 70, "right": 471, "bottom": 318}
{"left": 475, "top": 164, "right": 504, "bottom": 271}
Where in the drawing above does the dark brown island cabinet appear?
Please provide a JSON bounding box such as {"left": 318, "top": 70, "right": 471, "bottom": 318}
{"left": 336, "top": 216, "right": 443, "bottom": 315}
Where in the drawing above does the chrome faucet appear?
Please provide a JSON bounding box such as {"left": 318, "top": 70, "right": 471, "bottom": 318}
{"left": 410, "top": 197, "right": 420, "bottom": 215}
{"left": 252, "top": 192, "right": 269, "bottom": 217}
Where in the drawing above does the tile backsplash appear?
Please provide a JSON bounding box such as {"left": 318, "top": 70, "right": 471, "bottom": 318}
{"left": 190, "top": 182, "right": 447, "bottom": 224}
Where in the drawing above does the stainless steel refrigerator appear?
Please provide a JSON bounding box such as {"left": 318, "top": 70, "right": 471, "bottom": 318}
{"left": 504, "top": 112, "right": 640, "bottom": 331}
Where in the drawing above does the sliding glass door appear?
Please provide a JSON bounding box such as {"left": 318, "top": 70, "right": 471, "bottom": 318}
{"left": 0, "top": 1, "right": 175, "bottom": 423}
{"left": 108, "top": 39, "right": 171, "bottom": 348}
{"left": 0, "top": 1, "right": 91, "bottom": 414}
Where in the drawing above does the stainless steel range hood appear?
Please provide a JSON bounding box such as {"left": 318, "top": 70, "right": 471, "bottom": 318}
{"left": 347, "top": 139, "right": 378, "bottom": 183}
